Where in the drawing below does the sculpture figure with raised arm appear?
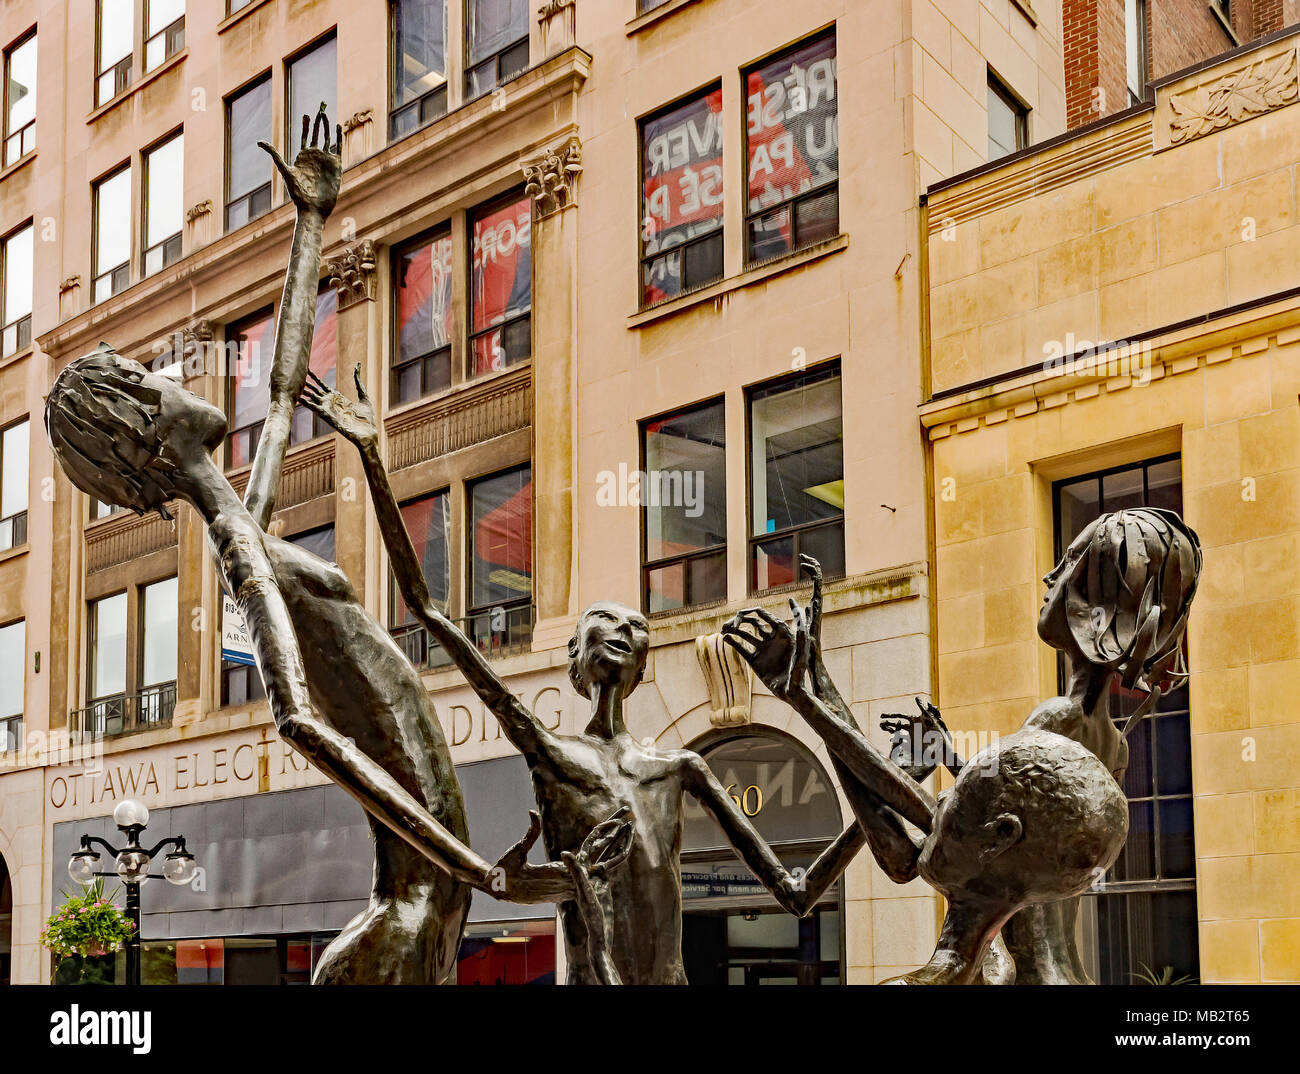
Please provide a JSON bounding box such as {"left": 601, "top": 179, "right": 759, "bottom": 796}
{"left": 300, "top": 368, "right": 888, "bottom": 984}
{"left": 45, "top": 108, "right": 631, "bottom": 985}
{"left": 722, "top": 591, "right": 1129, "bottom": 984}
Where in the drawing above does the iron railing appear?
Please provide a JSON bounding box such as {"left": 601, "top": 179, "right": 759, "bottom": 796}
{"left": 71, "top": 681, "right": 177, "bottom": 739}
{"left": 392, "top": 603, "right": 534, "bottom": 670}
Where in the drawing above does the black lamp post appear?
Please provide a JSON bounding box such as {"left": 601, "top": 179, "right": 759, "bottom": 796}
{"left": 66, "top": 798, "right": 197, "bottom": 986}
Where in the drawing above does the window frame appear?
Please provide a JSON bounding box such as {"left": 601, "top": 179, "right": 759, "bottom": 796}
{"left": 224, "top": 305, "right": 276, "bottom": 470}
{"left": 0, "top": 221, "right": 33, "bottom": 358}
{"left": 389, "top": 0, "right": 449, "bottom": 140}
{"left": 144, "top": 0, "right": 186, "bottom": 73}
{"left": 744, "top": 359, "right": 846, "bottom": 596}
{"left": 285, "top": 29, "right": 338, "bottom": 151}
{"left": 142, "top": 127, "right": 185, "bottom": 277}
{"left": 638, "top": 82, "right": 726, "bottom": 307}
{"left": 92, "top": 162, "right": 133, "bottom": 303}
{"left": 987, "top": 70, "right": 1029, "bottom": 160}
{"left": 391, "top": 224, "right": 455, "bottom": 405}
{"left": 464, "top": 0, "right": 530, "bottom": 100}
{"left": 95, "top": 0, "right": 134, "bottom": 107}
{"left": 387, "top": 488, "right": 453, "bottom": 669}
{"left": 465, "top": 462, "right": 534, "bottom": 654}
{"left": 742, "top": 29, "right": 841, "bottom": 268}
{"left": 2, "top": 28, "right": 36, "bottom": 167}
{"left": 0, "top": 417, "right": 29, "bottom": 552}
{"left": 0, "top": 616, "right": 24, "bottom": 754}
{"left": 639, "top": 395, "right": 729, "bottom": 614}
{"left": 467, "top": 188, "right": 533, "bottom": 379}
{"left": 224, "top": 72, "right": 274, "bottom": 232}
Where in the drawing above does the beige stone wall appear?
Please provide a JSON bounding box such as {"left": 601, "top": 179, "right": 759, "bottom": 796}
{"left": 924, "top": 31, "right": 1300, "bottom": 984}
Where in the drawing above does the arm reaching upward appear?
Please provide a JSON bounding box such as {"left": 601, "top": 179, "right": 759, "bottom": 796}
{"left": 244, "top": 108, "right": 343, "bottom": 530}
{"left": 299, "top": 367, "right": 556, "bottom": 762}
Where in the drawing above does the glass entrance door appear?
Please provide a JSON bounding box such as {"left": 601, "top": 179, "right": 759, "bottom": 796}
{"left": 683, "top": 905, "right": 841, "bottom": 985}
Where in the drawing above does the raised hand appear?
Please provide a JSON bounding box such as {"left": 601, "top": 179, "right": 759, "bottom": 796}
{"left": 721, "top": 600, "right": 812, "bottom": 703}
{"left": 578, "top": 805, "right": 635, "bottom": 881}
{"left": 881, "top": 697, "right": 960, "bottom": 777}
{"left": 259, "top": 104, "right": 343, "bottom": 217}
{"left": 300, "top": 364, "right": 378, "bottom": 448}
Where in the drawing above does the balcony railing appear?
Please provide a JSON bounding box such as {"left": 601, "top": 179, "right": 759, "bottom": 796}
{"left": 71, "top": 681, "right": 177, "bottom": 739}
{"left": 391, "top": 603, "right": 535, "bottom": 670}
{"left": 0, "top": 714, "right": 22, "bottom": 754}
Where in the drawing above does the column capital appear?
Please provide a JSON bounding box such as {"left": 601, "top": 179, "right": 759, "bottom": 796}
{"left": 523, "top": 136, "right": 583, "bottom": 220}
{"left": 325, "top": 239, "right": 379, "bottom": 309}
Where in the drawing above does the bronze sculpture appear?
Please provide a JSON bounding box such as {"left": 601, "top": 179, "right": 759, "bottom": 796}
{"left": 45, "top": 110, "right": 629, "bottom": 985}
{"left": 299, "top": 369, "right": 880, "bottom": 983}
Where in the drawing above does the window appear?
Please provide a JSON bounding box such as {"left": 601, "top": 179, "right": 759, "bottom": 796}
{"left": 228, "top": 0, "right": 255, "bottom": 13}
{"left": 145, "top": 0, "right": 185, "bottom": 72}
{"left": 143, "top": 131, "right": 184, "bottom": 276}
{"left": 287, "top": 33, "right": 337, "bottom": 147}
{"left": 641, "top": 86, "right": 724, "bottom": 306}
{"left": 0, "top": 620, "right": 23, "bottom": 754}
{"left": 96, "top": 0, "right": 133, "bottom": 106}
{"left": 468, "top": 465, "right": 532, "bottom": 653}
{"left": 745, "top": 31, "right": 839, "bottom": 265}
{"left": 393, "top": 228, "right": 453, "bottom": 404}
{"left": 1, "top": 223, "right": 32, "bottom": 356}
{"left": 748, "top": 363, "right": 844, "bottom": 592}
{"left": 987, "top": 72, "right": 1028, "bottom": 160}
{"left": 222, "top": 527, "right": 334, "bottom": 705}
{"left": 1125, "top": 0, "right": 1149, "bottom": 104}
{"left": 93, "top": 165, "right": 132, "bottom": 303}
{"left": 390, "top": 0, "right": 448, "bottom": 138}
{"left": 1055, "top": 456, "right": 1198, "bottom": 986}
{"left": 637, "top": 0, "right": 672, "bottom": 12}
{"left": 226, "top": 308, "right": 274, "bottom": 469}
{"left": 295, "top": 287, "right": 340, "bottom": 442}
{"left": 91, "top": 499, "right": 121, "bottom": 521}
{"left": 139, "top": 576, "right": 177, "bottom": 725}
{"left": 0, "top": 420, "right": 28, "bottom": 551}
{"left": 3, "top": 31, "right": 36, "bottom": 166}
{"left": 389, "top": 490, "right": 451, "bottom": 667}
{"left": 469, "top": 193, "right": 531, "bottom": 376}
{"left": 641, "top": 399, "right": 727, "bottom": 613}
{"left": 466, "top": 0, "right": 529, "bottom": 99}
{"left": 88, "top": 591, "right": 128, "bottom": 711}
{"left": 226, "top": 76, "right": 272, "bottom": 230}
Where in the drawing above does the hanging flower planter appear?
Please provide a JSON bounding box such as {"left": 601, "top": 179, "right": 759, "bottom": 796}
{"left": 39, "top": 878, "right": 136, "bottom": 963}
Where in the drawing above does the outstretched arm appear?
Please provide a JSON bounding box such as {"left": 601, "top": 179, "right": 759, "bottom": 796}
{"left": 245, "top": 109, "right": 343, "bottom": 531}
{"left": 300, "top": 368, "right": 556, "bottom": 761}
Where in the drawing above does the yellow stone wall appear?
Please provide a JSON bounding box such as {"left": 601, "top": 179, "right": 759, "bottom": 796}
{"left": 924, "top": 32, "right": 1300, "bottom": 984}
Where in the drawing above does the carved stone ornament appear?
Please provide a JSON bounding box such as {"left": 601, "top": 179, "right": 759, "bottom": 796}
{"left": 523, "top": 137, "right": 582, "bottom": 219}
{"left": 1169, "top": 47, "right": 1299, "bottom": 144}
{"left": 185, "top": 199, "right": 213, "bottom": 224}
{"left": 58, "top": 275, "right": 81, "bottom": 294}
{"left": 342, "top": 109, "right": 374, "bottom": 134}
{"left": 695, "top": 631, "right": 753, "bottom": 727}
{"left": 325, "top": 239, "right": 378, "bottom": 309}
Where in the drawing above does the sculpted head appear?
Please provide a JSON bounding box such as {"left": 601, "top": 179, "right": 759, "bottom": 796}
{"left": 917, "top": 728, "right": 1128, "bottom": 908}
{"left": 1038, "top": 508, "right": 1201, "bottom": 690}
{"left": 45, "top": 345, "right": 227, "bottom": 519}
{"left": 567, "top": 601, "right": 650, "bottom": 700}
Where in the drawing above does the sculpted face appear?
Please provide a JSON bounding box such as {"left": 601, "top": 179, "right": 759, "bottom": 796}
{"left": 1037, "top": 524, "right": 1091, "bottom": 653}
{"left": 571, "top": 602, "right": 649, "bottom": 697}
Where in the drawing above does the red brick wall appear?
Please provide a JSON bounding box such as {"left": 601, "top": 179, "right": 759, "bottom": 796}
{"left": 1064, "top": 0, "right": 1284, "bottom": 130}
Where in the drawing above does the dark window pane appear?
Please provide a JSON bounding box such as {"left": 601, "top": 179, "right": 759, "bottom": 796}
{"left": 396, "top": 231, "right": 453, "bottom": 364}
{"left": 468, "top": 0, "right": 527, "bottom": 65}
{"left": 1114, "top": 799, "right": 1154, "bottom": 882}
{"left": 289, "top": 524, "right": 335, "bottom": 563}
{"left": 1101, "top": 466, "right": 1144, "bottom": 515}
{"left": 1155, "top": 712, "right": 1192, "bottom": 796}
{"left": 1158, "top": 798, "right": 1196, "bottom": 878}
{"left": 646, "top": 561, "right": 685, "bottom": 614}
{"left": 471, "top": 195, "right": 531, "bottom": 374}
{"left": 391, "top": 492, "right": 450, "bottom": 626}
{"left": 228, "top": 310, "right": 274, "bottom": 468}
{"left": 641, "top": 86, "right": 723, "bottom": 305}
{"left": 1146, "top": 458, "right": 1182, "bottom": 513}
{"left": 683, "top": 233, "right": 724, "bottom": 292}
{"left": 800, "top": 521, "right": 845, "bottom": 580}
{"left": 1120, "top": 713, "right": 1152, "bottom": 799}
{"left": 687, "top": 552, "right": 727, "bottom": 606}
{"left": 1094, "top": 890, "right": 1199, "bottom": 985}
{"left": 752, "top": 534, "right": 796, "bottom": 591}
{"left": 794, "top": 190, "right": 839, "bottom": 247}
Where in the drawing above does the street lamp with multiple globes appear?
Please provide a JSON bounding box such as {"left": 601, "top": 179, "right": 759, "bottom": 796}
{"left": 66, "top": 798, "right": 198, "bottom": 985}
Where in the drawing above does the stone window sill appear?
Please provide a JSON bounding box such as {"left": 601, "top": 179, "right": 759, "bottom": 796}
{"left": 87, "top": 49, "right": 189, "bottom": 125}
{"left": 626, "top": 0, "right": 706, "bottom": 35}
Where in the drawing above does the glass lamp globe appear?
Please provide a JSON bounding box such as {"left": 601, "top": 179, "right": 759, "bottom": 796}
{"left": 113, "top": 799, "right": 150, "bottom": 830}
{"left": 162, "top": 852, "right": 197, "bottom": 886}
{"left": 115, "top": 849, "right": 151, "bottom": 885}
{"left": 68, "top": 852, "right": 98, "bottom": 887}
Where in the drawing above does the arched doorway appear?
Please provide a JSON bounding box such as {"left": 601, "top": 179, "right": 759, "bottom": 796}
{"left": 681, "top": 727, "right": 845, "bottom": 985}
{"left": 0, "top": 855, "right": 11, "bottom": 985}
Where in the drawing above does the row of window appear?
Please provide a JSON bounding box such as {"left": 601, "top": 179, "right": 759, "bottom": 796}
{"left": 94, "top": 0, "right": 186, "bottom": 108}
{"left": 639, "top": 29, "right": 841, "bottom": 306}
